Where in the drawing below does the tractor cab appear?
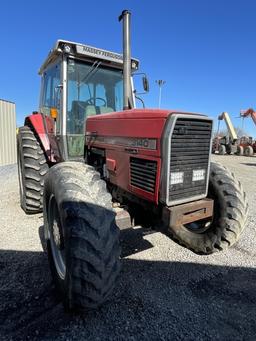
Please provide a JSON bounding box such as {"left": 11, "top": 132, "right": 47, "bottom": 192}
{"left": 38, "top": 40, "right": 139, "bottom": 158}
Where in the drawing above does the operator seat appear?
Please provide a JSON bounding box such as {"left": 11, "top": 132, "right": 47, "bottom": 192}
{"left": 71, "top": 100, "right": 113, "bottom": 119}
{"left": 71, "top": 100, "right": 88, "bottom": 118}
{"left": 67, "top": 101, "right": 114, "bottom": 157}
{"left": 85, "top": 105, "right": 114, "bottom": 116}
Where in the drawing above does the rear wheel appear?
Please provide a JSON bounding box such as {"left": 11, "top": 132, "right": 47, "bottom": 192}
{"left": 218, "top": 144, "right": 226, "bottom": 155}
{"left": 226, "top": 144, "right": 232, "bottom": 155}
{"left": 17, "top": 126, "right": 49, "bottom": 213}
{"left": 237, "top": 145, "right": 244, "bottom": 156}
{"left": 44, "top": 162, "right": 121, "bottom": 311}
{"left": 168, "top": 162, "right": 248, "bottom": 254}
{"left": 244, "top": 146, "right": 253, "bottom": 157}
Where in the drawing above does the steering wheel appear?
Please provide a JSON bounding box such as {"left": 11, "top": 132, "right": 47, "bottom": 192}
{"left": 85, "top": 97, "right": 107, "bottom": 106}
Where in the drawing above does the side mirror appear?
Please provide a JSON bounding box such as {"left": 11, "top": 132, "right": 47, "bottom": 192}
{"left": 143, "top": 76, "right": 149, "bottom": 92}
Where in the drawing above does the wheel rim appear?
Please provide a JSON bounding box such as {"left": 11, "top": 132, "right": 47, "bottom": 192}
{"left": 48, "top": 195, "right": 66, "bottom": 280}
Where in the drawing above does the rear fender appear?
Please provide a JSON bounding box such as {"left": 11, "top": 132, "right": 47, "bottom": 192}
{"left": 25, "top": 113, "right": 57, "bottom": 163}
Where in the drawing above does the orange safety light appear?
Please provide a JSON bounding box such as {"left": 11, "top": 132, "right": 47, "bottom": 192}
{"left": 50, "top": 107, "right": 58, "bottom": 119}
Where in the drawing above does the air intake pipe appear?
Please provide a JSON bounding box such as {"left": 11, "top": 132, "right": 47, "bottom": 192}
{"left": 119, "top": 10, "right": 132, "bottom": 110}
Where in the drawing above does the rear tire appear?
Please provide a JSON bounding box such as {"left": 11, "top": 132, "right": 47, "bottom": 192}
{"left": 237, "top": 145, "right": 244, "bottom": 156}
{"left": 17, "top": 126, "right": 49, "bottom": 213}
{"left": 226, "top": 144, "right": 232, "bottom": 155}
{"left": 244, "top": 145, "right": 254, "bottom": 157}
{"left": 44, "top": 162, "right": 121, "bottom": 311}
{"left": 168, "top": 162, "right": 248, "bottom": 254}
{"left": 218, "top": 144, "right": 226, "bottom": 155}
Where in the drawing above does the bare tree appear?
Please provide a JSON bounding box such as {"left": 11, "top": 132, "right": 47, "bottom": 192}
{"left": 235, "top": 126, "right": 249, "bottom": 138}
{"left": 213, "top": 126, "right": 248, "bottom": 139}
{"left": 213, "top": 129, "right": 227, "bottom": 138}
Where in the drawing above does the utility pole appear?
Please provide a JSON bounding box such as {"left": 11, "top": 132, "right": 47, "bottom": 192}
{"left": 155, "top": 80, "right": 166, "bottom": 108}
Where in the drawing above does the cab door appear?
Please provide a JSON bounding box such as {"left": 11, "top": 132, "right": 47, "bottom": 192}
{"left": 39, "top": 60, "right": 63, "bottom": 161}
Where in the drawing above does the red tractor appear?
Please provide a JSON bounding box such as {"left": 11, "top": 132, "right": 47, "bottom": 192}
{"left": 239, "top": 108, "right": 256, "bottom": 156}
{"left": 17, "top": 11, "right": 248, "bottom": 311}
{"left": 238, "top": 135, "right": 256, "bottom": 156}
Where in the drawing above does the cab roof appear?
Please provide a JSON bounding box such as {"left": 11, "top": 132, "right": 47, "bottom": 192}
{"left": 39, "top": 39, "right": 139, "bottom": 75}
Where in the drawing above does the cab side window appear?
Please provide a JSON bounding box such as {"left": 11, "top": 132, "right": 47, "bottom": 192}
{"left": 40, "top": 63, "right": 61, "bottom": 116}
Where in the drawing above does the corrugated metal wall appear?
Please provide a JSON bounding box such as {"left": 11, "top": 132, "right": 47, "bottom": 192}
{"left": 0, "top": 99, "right": 17, "bottom": 166}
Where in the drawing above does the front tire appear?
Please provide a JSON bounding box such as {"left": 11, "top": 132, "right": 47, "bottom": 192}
{"left": 17, "top": 126, "right": 49, "bottom": 213}
{"left": 168, "top": 162, "right": 248, "bottom": 254}
{"left": 218, "top": 144, "right": 226, "bottom": 155}
{"left": 44, "top": 162, "right": 121, "bottom": 311}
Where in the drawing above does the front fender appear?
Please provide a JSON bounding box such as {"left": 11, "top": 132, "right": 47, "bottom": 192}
{"left": 25, "top": 113, "right": 57, "bottom": 163}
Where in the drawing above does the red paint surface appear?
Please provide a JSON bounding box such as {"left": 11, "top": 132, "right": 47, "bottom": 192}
{"left": 106, "top": 158, "right": 116, "bottom": 171}
{"left": 241, "top": 108, "right": 256, "bottom": 126}
{"left": 86, "top": 109, "right": 177, "bottom": 203}
{"left": 24, "top": 113, "right": 56, "bottom": 162}
{"left": 86, "top": 109, "right": 170, "bottom": 139}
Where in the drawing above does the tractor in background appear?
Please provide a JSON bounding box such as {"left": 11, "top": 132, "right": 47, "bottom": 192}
{"left": 239, "top": 108, "right": 256, "bottom": 156}
{"left": 212, "top": 111, "right": 239, "bottom": 155}
{"left": 17, "top": 10, "right": 248, "bottom": 311}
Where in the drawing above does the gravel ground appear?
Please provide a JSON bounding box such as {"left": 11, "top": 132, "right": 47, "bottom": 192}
{"left": 0, "top": 155, "right": 256, "bottom": 341}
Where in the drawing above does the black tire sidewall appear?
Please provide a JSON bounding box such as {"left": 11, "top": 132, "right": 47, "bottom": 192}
{"left": 44, "top": 162, "right": 120, "bottom": 310}
{"left": 237, "top": 146, "right": 243, "bottom": 156}
{"left": 168, "top": 162, "right": 246, "bottom": 253}
{"left": 17, "top": 132, "right": 26, "bottom": 210}
{"left": 44, "top": 174, "right": 69, "bottom": 304}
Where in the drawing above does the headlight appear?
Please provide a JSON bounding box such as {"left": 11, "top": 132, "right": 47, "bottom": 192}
{"left": 63, "top": 44, "right": 71, "bottom": 53}
{"left": 170, "top": 172, "right": 184, "bottom": 185}
{"left": 192, "top": 169, "right": 205, "bottom": 181}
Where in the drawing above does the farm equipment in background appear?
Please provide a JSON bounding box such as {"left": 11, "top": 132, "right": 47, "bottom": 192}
{"left": 212, "top": 112, "right": 239, "bottom": 155}
{"left": 238, "top": 135, "right": 256, "bottom": 156}
{"left": 239, "top": 108, "right": 256, "bottom": 156}
{"left": 17, "top": 10, "right": 248, "bottom": 311}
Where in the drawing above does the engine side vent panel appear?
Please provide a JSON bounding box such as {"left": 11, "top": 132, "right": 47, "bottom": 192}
{"left": 168, "top": 117, "right": 212, "bottom": 204}
{"left": 130, "top": 157, "right": 157, "bottom": 193}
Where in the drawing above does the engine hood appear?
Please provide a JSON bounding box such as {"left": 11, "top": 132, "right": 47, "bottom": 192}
{"left": 86, "top": 108, "right": 206, "bottom": 140}
{"left": 86, "top": 108, "right": 205, "bottom": 121}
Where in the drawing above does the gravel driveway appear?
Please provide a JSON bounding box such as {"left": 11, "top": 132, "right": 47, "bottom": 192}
{"left": 0, "top": 155, "right": 255, "bottom": 340}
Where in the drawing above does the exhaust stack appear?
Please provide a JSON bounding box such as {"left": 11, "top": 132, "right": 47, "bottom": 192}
{"left": 119, "top": 10, "right": 132, "bottom": 110}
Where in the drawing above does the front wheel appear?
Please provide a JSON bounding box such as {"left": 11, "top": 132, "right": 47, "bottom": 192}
{"left": 44, "top": 162, "right": 121, "bottom": 311}
{"left": 218, "top": 144, "right": 226, "bottom": 155}
{"left": 168, "top": 162, "right": 248, "bottom": 254}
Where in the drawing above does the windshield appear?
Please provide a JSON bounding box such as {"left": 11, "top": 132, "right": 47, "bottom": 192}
{"left": 66, "top": 58, "right": 123, "bottom": 157}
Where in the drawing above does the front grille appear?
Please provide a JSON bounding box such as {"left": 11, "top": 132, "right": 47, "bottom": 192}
{"left": 130, "top": 157, "right": 157, "bottom": 193}
{"left": 168, "top": 117, "right": 212, "bottom": 204}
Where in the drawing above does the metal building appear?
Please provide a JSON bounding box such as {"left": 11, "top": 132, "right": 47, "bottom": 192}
{"left": 0, "top": 99, "right": 17, "bottom": 166}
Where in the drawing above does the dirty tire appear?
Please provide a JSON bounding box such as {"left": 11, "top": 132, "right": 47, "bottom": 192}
{"left": 168, "top": 162, "right": 248, "bottom": 254}
{"left": 44, "top": 162, "right": 121, "bottom": 311}
{"left": 17, "top": 125, "right": 49, "bottom": 213}
{"left": 244, "top": 146, "right": 254, "bottom": 157}
{"left": 237, "top": 145, "right": 244, "bottom": 156}
{"left": 218, "top": 144, "right": 226, "bottom": 155}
